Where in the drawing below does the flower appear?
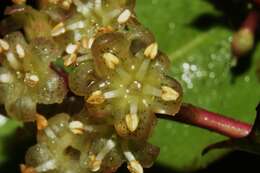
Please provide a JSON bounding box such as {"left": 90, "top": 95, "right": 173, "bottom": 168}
{"left": 25, "top": 112, "right": 159, "bottom": 173}
{"left": 0, "top": 31, "right": 67, "bottom": 122}
{"left": 69, "top": 32, "right": 182, "bottom": 140}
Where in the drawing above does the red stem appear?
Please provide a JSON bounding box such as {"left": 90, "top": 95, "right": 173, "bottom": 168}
{"left": 158, "top": 104, "right": 253, "bottom": 138}
{"left": 241, "top": 10, "right": 259, "bottom": 33}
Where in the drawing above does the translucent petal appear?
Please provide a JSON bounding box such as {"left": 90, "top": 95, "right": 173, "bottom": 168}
{"left": 69, "top": 61, "right": 98, "bottom": 96}
{"left": 152, "top": 76, "right": 183, "bottom": 116}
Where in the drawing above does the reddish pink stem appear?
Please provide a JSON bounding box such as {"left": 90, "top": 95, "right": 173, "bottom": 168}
{"left": 159, "top": 104, "right": 253, "bottom": 138}
{"left": 49, "top": 62, "right": 69, "bottom": 88}
{"left": 242, "top": 10, "right": 259, "bottom": 34}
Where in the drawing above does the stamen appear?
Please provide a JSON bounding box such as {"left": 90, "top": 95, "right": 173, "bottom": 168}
{"left": 87, "top": 90, "right": 105, "bottom": 105}
{"left": 81, "top": 36, "right": 89, "bottom": 49}
{"left": 103, "top": 89, "right": 121, "bottom": 99}
{"left": 89, "top": 139, "right": 116, "bottom": 172}
{"left": 36, "top": 113, "right": 48, "bottom": 131}
{"left": 35, "top": 160, "right": 56, "bottom": 172}
{"left": 125, "top": 102, "right": 139, "bottom": 132}
{"left": 66, "top": 43, "right": 79, "bottom": 54}
{"left": 102, "top": 53, "right": 120, "bottom": 69}
{"left": 117, "top": 9, "right": 131, "bottom": 24}
{"left": 94, "top": 0, "right": 102, "bottom": 10}
{"left": 51, "top": 22, "right": 66, "bottom": 37}
{"left": 16, "top": 44, "right": 25, "bottom": 58}
{"left": 69, "top": 121, "right": 85, "bottom": 135}
{"left": 0, "top": 39, "right": 10, "bottom": 51}
{"left": 0, "top": 73, "right": 13, "bottom": 83}
{"left": 64, "top": 53, "right": 77, "bottom": 67}
{"left": 44, "top": 127, "right": 57, "bottom": 139}
{"left": 161, "top": 86, "right": 179, "bottom": 101}
{"left": 87, "top": 37, "right": 95, "bottom": 49}
{"left": 77, "top": 55, "right": 92, "bottom": 63}
{"left": 66, "top": 21, "right": 85, "bottom": 30}
{"left": 136, "top": 59, "right": 150, "bottom": 81}
{"left": 144, "top": 43, "right": 158, "bottom": 59}
{"left": 124, "top": 151, "right": 143, "bottom": 173}
{"left": 73, "top": 0, "right": 91, "bottom": 16}
{"left": 5, "top": 51, "right": 20, "bottom": 70}
{"left": 24, "top": 73, "right": 40, "bottom": 87}
{"left": 74, "top": 32, "right": 82, "bottom": 41}
{"left": 107, "top": 9, "right": 121, "bottom": 20}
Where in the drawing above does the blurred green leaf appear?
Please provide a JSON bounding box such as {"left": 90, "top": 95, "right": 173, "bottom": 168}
{"left": 0, "top": 119, "right": 20, "bottom": 164}
{"left": 136, "top": 0, "right": 260, "bottom": 171}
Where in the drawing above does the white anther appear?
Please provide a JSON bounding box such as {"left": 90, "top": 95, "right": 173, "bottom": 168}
{"left": 16, "top": 44, "right": 25, "bottom": 58}
{"left": 64, "top": 53, "right": 77, "bottom": 67}
{"left": 0, "top": 73, "right": 13, "bottom": 83}
{"left": 89, "top": 139, "right": 116, "bottom": 172}
{"left": 144, "top": 42, "right": 158, "bottom": 59}
{"left": 117, "top": 9, "right": 131, "bottom": 24}
{"left": 87, "top": 37, "right": 95, "bottom": 49}
{"left": 24, "top": 73, "right": 39, "bottom": 87}
{"left": 51, "top": 22, "right": 66, "bottom": 37}
{"left": 66, "top": 21, "right": 85, "bottom": 30}
{"left": 73, "top": 0, "right": 91, "bottom": 16}
{"left": 66, "top": 43, "right": 79, "bottom": 54}
{"left": 74, "top": 32, "right": 82, "bottom": 41}
{"left": 103, "top": 89, "right": 121, "bottom": 99}
{"left": 103, "top": 53, "right": 120, "bottom": 69}
{"left": 69, "top": 121, "right": 85, "bottom": 135}
{"left": 44, "top": 127, "right": 57, "bottom": 139}
{"left": 6, "top": 51, "right": 20, "bottom": 70}
{"left": 161, "top": 86, "right": 179, "bottom": 101}
{"left": 0, "top": 39, "right": 10, "bottom": 51}
{"left": 77, "top": 55, "right": 92, "bottom": 63}
{"left": 94, "top": 0, "right": 102, "bottom": 10}
{"left": 87, "top": 90, "right": 105, "bottom": 105}
{"left": 125, "top": 113, "right": 139, "bottom": 132}
{"left": 124, "top": 151, "right": 143, "bottom": 173}
{"left": 125, "top": 102, "right": 139, "bottom": 132}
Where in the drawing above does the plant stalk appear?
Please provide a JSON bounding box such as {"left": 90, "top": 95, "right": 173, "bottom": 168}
{"left": 158, "top": 104, "right": 253, "bottom": 138}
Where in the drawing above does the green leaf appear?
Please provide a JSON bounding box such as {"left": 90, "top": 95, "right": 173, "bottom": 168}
{"left": 0, "top": 118, "right": 20, "bottom": 164}
{"left": 136, "top": 0, "right": 260, "bottom": 171}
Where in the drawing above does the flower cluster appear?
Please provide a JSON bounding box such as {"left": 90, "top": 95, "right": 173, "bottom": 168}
{"left": 0, "top": 0, "right": 183, "bottom": 173}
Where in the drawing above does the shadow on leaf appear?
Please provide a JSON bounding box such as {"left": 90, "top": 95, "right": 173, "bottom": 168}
{"left": 191, "top": 0, "right": 248, "bottom": 31}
